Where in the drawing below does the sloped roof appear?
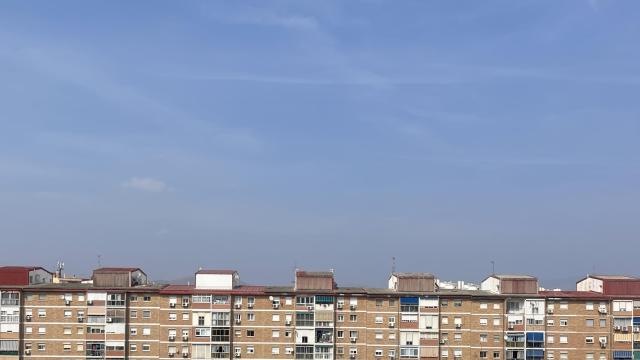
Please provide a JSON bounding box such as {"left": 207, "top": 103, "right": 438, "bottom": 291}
{"left": 195, "top": 270, "right": 237, "bottom": 275}
{"left": 93, "top": 267, "right": 142, "bottom": 273}
{"left": 391, "top": 272, "right": 435, "bottom": 279}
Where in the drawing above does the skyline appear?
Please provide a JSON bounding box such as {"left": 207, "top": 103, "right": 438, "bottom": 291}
{"left": 1, "top": 1, "right": 639, "bottom": 289}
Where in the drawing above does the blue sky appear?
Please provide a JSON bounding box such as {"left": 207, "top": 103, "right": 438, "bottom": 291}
{"left": 1, "top": 1, "right": 639, "bottom": 288}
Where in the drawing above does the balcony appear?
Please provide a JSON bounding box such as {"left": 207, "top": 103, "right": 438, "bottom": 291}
{"left": 0, "top": 315, "right": 20, "bottom": 323}
{"left": 0, "top": 299, "right": 19, "bottom": 306}
{"left": 86, "top": 350, "right": 105, "bottom": 357}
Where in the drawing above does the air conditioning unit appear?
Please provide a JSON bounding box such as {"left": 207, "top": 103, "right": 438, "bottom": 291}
{"left": 337, "top": 303, "right": 344, "bottom": 310}
{"left": 234, "top": 351, "right": 241, "bottom": 358}
{"left": 273, "top": 303, "right": 280, "bottom": 309}
{"left": 25, "top": 349, "right": 31, "bottom": 355}
{"left": 350, "top": 304, "right": 357, "bottom": 310}
{"left": 25, "top": 315, "right": 32, "bottom": 321}
{"left": 388, "top": 321, "right": 395, "bottom": 328}
{"left": 87, "top": 300, "right": 93, "bottom": 305}
{"left": 350, "top": 336, "right": 358, "bottom": 342}
{"left": 182, "top": 352, "right": 189, "bottom": 358}
{"left": 248, "top": 303, "right": 254, "bottom": 309}
{"left": 235, "top": 319, "right": 241, "bottom": 324}
{"left": 614, "top": 326, "right": 621, "bottom": 331}
{"left": 65, "top": 300, "right": 71, "bottom": 306}
{"left": 169, "top": 335, "right": 176, "bottom": 341}
{"left": 599, "top": 339, "right": 607, "bottom": 348}
{"left": 307, "top": 305, "right": 314, "bottom": 311}
{"left": 170, "top": 303, "right": 176, "bottom": 308}
{"left": 455, "top": 323, "right": 462, "bottom": 329}
{"left": 350, "top": 355, "right": 356, "bottom": 359}
{"left": 182, "top": 335, "right": 189, "bottom": 341}
{"left": 234, "top": 303, "right": 241, "bottom": 309}
{"left": 547, "top": 308, "right": 553, "bottom": 314}
{"left": 169, "top": 353, "right": 175, "bottom": 357}
{"left": 106, "top": 317, "right": 113, "bottom": 323}
{"left": 439, "top": 339, "right": 446, "bottom": 345}
{"left": 623, "top": 326, "right": 629, "bottom": 332}
{"left": 182, "top": 301, "right": 189, "bottom": 308}
{"left": 508, "top": 325, "right": 514, "bottom": 330}
{"left": 78, "top": 317, "right": 84, "bottom": 323}
{"left": 598, "top": 306, "right": 607, "bottom": 314}
{"left": 285, "top": 320, "right": 291, "bottom": 326}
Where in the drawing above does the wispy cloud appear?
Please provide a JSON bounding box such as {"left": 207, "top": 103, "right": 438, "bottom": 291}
{"left": 122, "top": 177, "right": 169, "bottom": 192}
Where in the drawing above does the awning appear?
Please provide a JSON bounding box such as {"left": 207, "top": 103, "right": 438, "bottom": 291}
{"left": 526, "top": 349, "right": 544, "bottom": 357}
{"left": 633, "top": 317, "right": 640, "bottom": 326}
{"left": 400, "top": 297, "right": 419, "bottom": 304}
{"left": 613, "top": 351, "right": 632, "bottom": 359}
{"left": 526, "top": 332, "right": 544, "bottom": 341}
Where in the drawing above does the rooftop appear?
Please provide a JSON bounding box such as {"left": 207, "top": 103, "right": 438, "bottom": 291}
{"left": 296, "top": 271, "right": 334, "bottom": 278}
{"left": 391, "top": 272, "right": 435, "bottom": 279}
{"left": 93, "top": 267, "right": 142, "bottom": 273}
{"left": 490, "top": 274, "right": 537, "bottom": 280}
{"left": 195, "top": 269, "right": 237, "bottom": 275}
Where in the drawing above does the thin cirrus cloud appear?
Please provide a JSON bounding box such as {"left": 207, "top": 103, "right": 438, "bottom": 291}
{"left": 122, "top": 177, "right": 169, "bottom": 192}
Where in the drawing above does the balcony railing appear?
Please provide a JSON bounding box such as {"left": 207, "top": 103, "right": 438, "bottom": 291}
{"left": 86, "top": 350, "right": 105, "bottom": 357}
{"left": 0, "top": 299, "right": 19, "bottom": 306}
{"left": 0, "top": 315, "right": 20, "bottom": 323}
{"left": 315, "top": 353, "right": 333, "bottom": 359}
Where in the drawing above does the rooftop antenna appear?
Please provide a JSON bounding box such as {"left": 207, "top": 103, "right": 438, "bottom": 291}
{"left": 56, "top": 261, "right": 64, "bottom": 278}
{"left": 97, "top": 255, "right": 102, "bottom": 268}
{"left": 391, "top": 256, "right": 396, "bottom": 273}
{"left": 490, "top": 260, "right": 495, "bottom": 275}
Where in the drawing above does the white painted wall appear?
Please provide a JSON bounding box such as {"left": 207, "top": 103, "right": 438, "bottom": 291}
{"left": 388, "top": 275, "right": 399, "bottom": 290}
{"left": 577, "top": 277, "right": 603, "bottom": 293}
{"left": 480, "top": 276, "right": 500, "bottom": 293}
{"left": 195, "top": 273, "right": 238, "bottom": 290}
{"left": 29, "top": 269, "right": 52, "bottom": 284}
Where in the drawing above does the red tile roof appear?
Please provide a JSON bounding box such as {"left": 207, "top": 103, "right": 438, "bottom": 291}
{"left": 0, "top": 266, "right": 51, "bottom": 285}
{"left": 159, "top": 284, "right": 264, "bottom": 295}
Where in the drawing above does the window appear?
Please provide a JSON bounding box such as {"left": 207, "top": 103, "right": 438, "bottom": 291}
{"left": 64, "top": 310, "right": 72, "bottom": 318}
{"left": 586, "top": 302, "right": 594, "bottom": 310}
{"left": 375, "top": 316, "right": 383, "bottom": 323}
{"left": 63, "top": 343, "right": 71, "bottom": 352}
{"left": 493, "top": 318, "right": 500, "bottom": 326}
{"left": 182, "top": 312, "right": 189, "bottom": 320}
{"left": 337, "top": 314, "right": 344, "bottom": 322}
{"left": 585, "top": 336, "right": 594, "bottom": 344}
{"left": 246, "top": 330, "right": 255, "bottom": 337}
{"left": 272, "top": 347, "right": 279, "bottom": 355}
{"left": 212, "top": 312, "right": 230, "bottom": 326}
{"left": 480, "top": 318, "right": 488, "bottom": 326}
{"left": 375, "top": 331, "right": 383, "bottom": 340}
{"left": 454, "top": 333, "right": 462, "bottom": 341}
{"left": 547, "top": 335, "right": 554, "bottom": 344}
{"left": 389, "top": 332, "right": 396, "bottom": 340}
{"left": 130, "top": 328, "right": 138, "bottom": 336}
{"left": 547, "top": 319, "right": 554, "bottom": 326}
{"left": 247, "top": 346, "right": 254, "bottom": 354}
{"left": 38, "top": 327, "right": 46, "bottom": 334}
{"left": 247, "top": 313, "right": 255, "bottom": 321}
{"left": 350, "top": 314, "right": 357, "bottom": 322}
{"left": 142, "top": 344, "right": 151, "bottom": 352}
{"left": 169, "top": 313, "right": 177, "bottom": 321}
{"left": 442, "top": 317, "right": 449, "bottom": 325}
{"left": 560, "top": 319, "right": 568, "bottom": 326}
{"left": 337, "top": 330, "right": 344, "bottom": 339}
{"left": 130, "top": 310, "right": 137, "bottom": 319}
{"left": 77, "top": 343, "right": 84, "bottom": 351}
{"left": 130, "top": 344, "right": 137, "bottom": 352}
{"left": 480, "top": 303, "right": 488, "bottom": 309}
{"left": 130, "top": 295, "right": 138, "bottom": 302}
{"left": 64, "top": 327, "right": 72, "bottom": 335}
{"left": 38, "top": 309, "right": 46, "bottom": 318}
{"left": 480, "top": 334, "right": 488, "bottom": 343}
{"left": 493, "top": 303, "right": 500, "bottom": 309}
{"left": 375, "top": 349, "right": 383, "bottom": 357}
{"left": 442, "top": 350, "right": 449, "bottom": 358}
{"left": 25, "top": 327, "right": 32, "bottom": 334}
{"left": 600, "top": 318, "right": 606, "bottom": 327}
{"left": 143, "top": 310, "right": 151, "bottom": 319}
{"left": 480, "top": 351, "right": 488, "bottom": 359}
{"left": 211, "top": 329, "right": 230, "bottom": 342}
{"left": 559, "top": 336, "right": 568, "bottom": 344}
{"left": 272, "top": 314, "right": 280, "bottom": 322}
{"left": 376, "top": 299, "right": 384, "bottom": 307}
{"left": 143, "top": 295, "right": 151, "bottom": 302}
{"left": 441, "top": 299, "right": 448, "bottom": 307}
{"left": 494, "top": 351, "right": 500, "bottom": 359}
{"left": 272, "top": 330, "right": 279, "bottom": 338}
{"left": 142, "top": 327, "right": 151, "bottom": 336}
{"left": 454, "top": 300, "right": 462, "bottom": 307}
{"left": 37, "top": 343, "right": 45, "bottom": 351}
{"left": 559, "top": 302, "right": 568, "bottom": 310}
{"left": 77, "top": 294, "right": 85, "bottom": 302}
{"left": 586, "top": 319, "right": 594, "bottom": 327}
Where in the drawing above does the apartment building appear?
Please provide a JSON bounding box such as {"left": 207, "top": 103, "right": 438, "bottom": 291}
{"left": 4, "top": 266, "right": 640, "bottom": 360}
